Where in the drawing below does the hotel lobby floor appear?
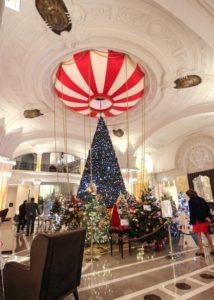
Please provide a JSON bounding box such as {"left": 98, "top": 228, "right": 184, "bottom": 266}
{"left": 3, "top": 234, "right": 214, "bottom": 300}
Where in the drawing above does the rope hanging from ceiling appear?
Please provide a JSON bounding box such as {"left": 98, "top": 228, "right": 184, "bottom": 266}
{"left": 140, "top": 88, "right": 146, "bottom": 193}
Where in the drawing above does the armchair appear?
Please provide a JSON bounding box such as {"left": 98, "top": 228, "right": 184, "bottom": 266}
{"left": 3, "top": 229, "right": 86, "bottom": 300}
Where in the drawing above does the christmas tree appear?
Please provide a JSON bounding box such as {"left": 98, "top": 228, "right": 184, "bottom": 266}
{"left": 61, "top": 196, "right": 81, "bottom": 230}
{"left": 81, "top": 187, "right": 110, "bottom": 245}
{"left": 129, "top": 188, "right": 167, "bottom": 242}
{"left": 50, "top": 196, "right": 63, "bottom": 231}
{"left": 77, "top": 117, "right": 126, "bottom": 208}
{"left": 50, "top": 195, "right": 81, "bottom": 231}
{"left": 177, "top": 192, "right": 189, "bottom": 215}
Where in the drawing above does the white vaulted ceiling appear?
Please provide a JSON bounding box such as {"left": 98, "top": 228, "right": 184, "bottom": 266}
{"left": 0, "top": 0, "right": 214, "bottom": 175}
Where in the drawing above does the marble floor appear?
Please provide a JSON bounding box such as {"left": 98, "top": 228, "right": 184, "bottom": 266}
{"left": 2, "top": 233, "right": 214, "bottom": 300}
{"left": 1, "top": 233, "right": 214, "bottom": 300}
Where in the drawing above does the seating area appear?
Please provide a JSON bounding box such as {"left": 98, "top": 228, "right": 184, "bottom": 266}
{"left": 3, "top": 229, "right": 86, "bottom": 300}
{"left": 0, "top": 225, "right": 214, "bottom": 299}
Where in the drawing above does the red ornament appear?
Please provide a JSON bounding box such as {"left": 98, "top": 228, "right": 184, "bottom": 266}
{"left": 155, "top": 240, "right": 164, "bottom": 251}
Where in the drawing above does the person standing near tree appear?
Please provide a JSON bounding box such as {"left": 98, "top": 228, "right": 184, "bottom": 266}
{"left": 186, "top": 189, "right": 214, "bottom": 256}
{"left": 25, "top": 197, "right": 40, "bottom": 236}
{"left": 17, "top": 200, "right": 27, "bottom": 233}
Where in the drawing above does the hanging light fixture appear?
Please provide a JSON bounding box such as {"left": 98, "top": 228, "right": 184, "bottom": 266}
{"left": 113, "top": 129, "right": 124, "bottom": 137}
{"left": 35, "top": 0, "right": 72, "bottom": 35}
{"left": 23, "top": 109, "right": 43, "bottom": 118}
{"left": 174, "top": 75, "right": 201, "bottom": 89}
{"left": 55, "top": 49, "right": 145, "bottom": 117}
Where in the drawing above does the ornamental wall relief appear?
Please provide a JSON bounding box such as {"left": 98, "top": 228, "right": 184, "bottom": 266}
{"left": 185, "top": 145, "right": 213, "bottom": 172}
{"left": 175, "top": 136, "right": 214, "bottom": 173}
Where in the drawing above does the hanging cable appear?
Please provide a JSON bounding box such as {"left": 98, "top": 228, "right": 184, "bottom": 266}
{"left": 60, "top": 67, "right": 71, "bottom": 197}
{"left": 53, "top": 93, "right": 59, "bottom": 185}
{"left": 62, "top": 101, "right": 70, "bottom": 197}
{"left": 89, "top": 116, "right": 93, "bottom": 185}
{"left": 88, "top": 54, "right": 93, "bottom": 185}
{"left": 140, "top": 75, "right": 146, "bottom": 194}
{"left": 83, "top": 116, "right": 87, "bottom": 169}
{"left": 125, "top": 56, "right": 130, "bottom": 192}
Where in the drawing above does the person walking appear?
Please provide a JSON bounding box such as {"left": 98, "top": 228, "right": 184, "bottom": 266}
{"left": 25, "top": 197, "right": 40, "bottom": 236}
{"left": 186, "top": 189, "right": 214, "bottom": 256}
{"left": 17, "top": 200, "right": 27, "bottom": 233}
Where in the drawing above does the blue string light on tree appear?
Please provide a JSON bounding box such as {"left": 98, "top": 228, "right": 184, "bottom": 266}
{"left": 77, "top": 117, "right": 126, "bottom": 207}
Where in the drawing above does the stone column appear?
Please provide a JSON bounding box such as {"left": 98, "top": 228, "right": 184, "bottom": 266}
{"left": 80, "top": 159, "right": 85, "bottom": 174}
{"left": 36, "top": 152, "right": 43, "bottom": 172}
{"left": 0, "top": 156, "right": 15, "bottom": 210}
{"left": 33, "top": 179, "right": 41, "bottom": 203}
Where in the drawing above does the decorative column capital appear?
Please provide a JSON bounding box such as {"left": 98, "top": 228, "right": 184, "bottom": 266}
{"left": 33, "top": 178, "right": 42, "bottom": 186}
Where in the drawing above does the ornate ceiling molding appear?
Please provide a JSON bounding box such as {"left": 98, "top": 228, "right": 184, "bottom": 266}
{"left": 153, "top": 0, "right": 214, "bottom": 49}
{"left": 0, "top": 0, "right": 213, "bottom": 160}
{"left": 196, "top": 0, "right": 214, "bottom": 21}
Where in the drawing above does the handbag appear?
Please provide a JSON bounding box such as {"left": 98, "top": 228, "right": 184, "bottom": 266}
{"left": 208, "top": 222, "right": 214, "bottom": 234}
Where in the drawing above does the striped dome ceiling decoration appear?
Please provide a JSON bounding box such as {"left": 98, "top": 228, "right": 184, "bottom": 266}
{"left": 55, "top": 49, "right": 145, "bottom": 117}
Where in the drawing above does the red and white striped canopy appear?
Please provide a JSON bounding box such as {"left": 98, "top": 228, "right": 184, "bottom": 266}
{"left": 55, "top": 49, "right": 145, "bottom": 117}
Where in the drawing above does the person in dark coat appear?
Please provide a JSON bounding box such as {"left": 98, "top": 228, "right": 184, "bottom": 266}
{"left": 186, "top": 189, "right": 214, "bottom": 256}
{"left": 25, "top": 197, "right": 40, "bottom": 236}
{"left": 17, "top": 200, "right": 27, "bottom": 233}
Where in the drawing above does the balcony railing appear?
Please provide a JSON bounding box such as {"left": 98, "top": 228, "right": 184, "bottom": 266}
{"left": 13, "top": 162, "right": 36, "bottom": 171}
{"left": 13, "top": 160, "right": 81, "bottom": 174}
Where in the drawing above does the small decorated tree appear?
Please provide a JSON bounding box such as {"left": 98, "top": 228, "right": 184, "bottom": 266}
{"left": 50, "top": 195, "right": 81, "bottom": 232}
{"left": 178, "top": 192, "right": 189, "bottom": 215}
{"left": 50, "top": 197, "right": 63, "bottom": 231}
{"left": 62, "top": 196, "right": 81, "bottom": 230}
{"left": 81, "top": 184, "right": 110, "bottom": 245}
{"left": 129, "top": 188, "right": 167, "bottom": 243}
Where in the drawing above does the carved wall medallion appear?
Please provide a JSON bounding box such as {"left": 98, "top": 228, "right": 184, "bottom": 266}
{"left": 35, "top": 0, "right": 72, "bottom": 35}
{"left": 186, "top": 145, "right": 213, "bottom": 171}
{"left": 175, "top": 136, "right": 214, "bottom": 173}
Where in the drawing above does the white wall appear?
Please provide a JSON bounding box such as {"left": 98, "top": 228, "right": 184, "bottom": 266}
{"left": 5, "top": 185, "right": 18, "bottom": 217}
{"left": 151, "top": 139, "right": 183, "bottom": 173}
{"left": 16, "top": 185, "right": 31, "bottom": 214}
